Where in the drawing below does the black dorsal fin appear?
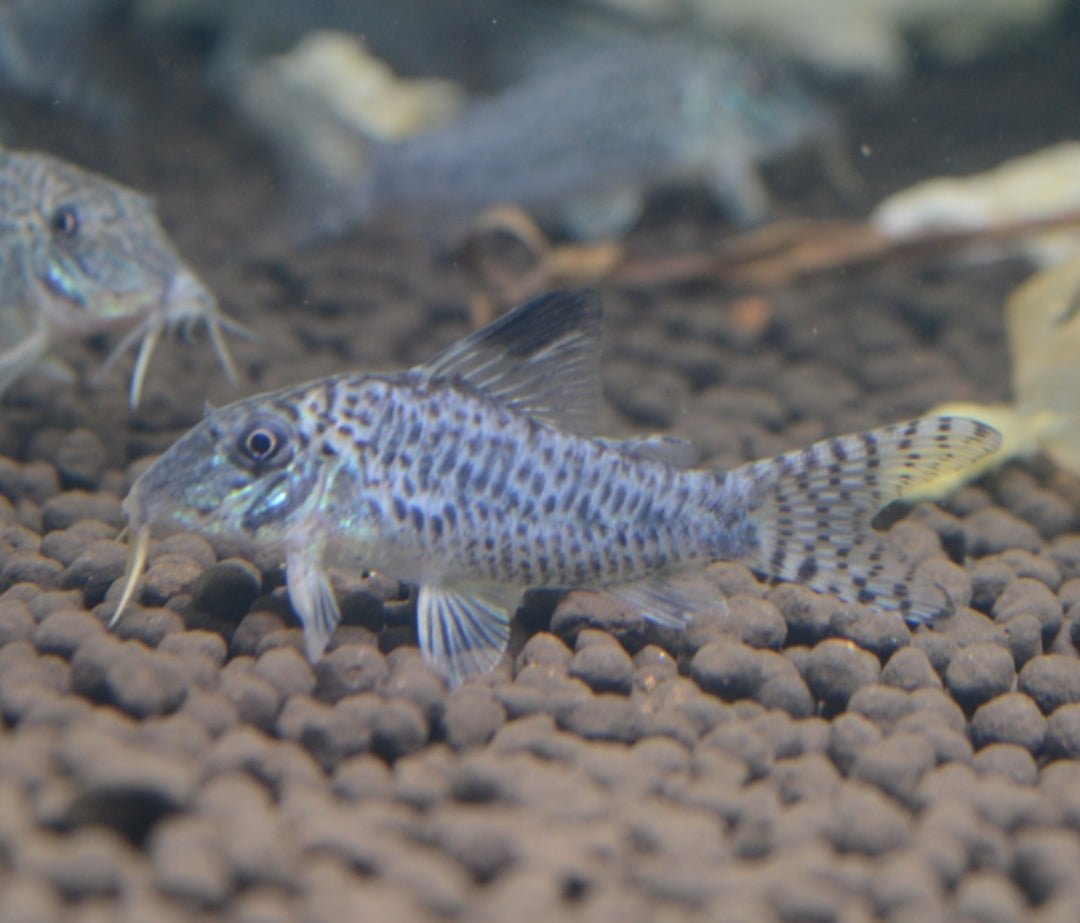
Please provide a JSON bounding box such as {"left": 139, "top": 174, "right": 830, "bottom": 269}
{"left": 422, "top": 289, "right": 603, "bottom": 434}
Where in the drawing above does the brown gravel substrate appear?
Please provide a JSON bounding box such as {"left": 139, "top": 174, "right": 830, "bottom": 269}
{"left": 3, "top": 21, "right": 1080, "bottom": 923}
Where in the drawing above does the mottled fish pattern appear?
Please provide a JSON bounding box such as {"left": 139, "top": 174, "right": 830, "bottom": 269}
{"left": 114, "top": 290, "right": 1001, "bottom": 685}
{"left": 0, "top": 147, "right": 247, "bottom": 406}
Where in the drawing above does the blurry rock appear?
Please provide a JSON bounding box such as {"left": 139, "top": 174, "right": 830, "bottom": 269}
{"left": 1017, "top": 654, "right": 1080, "bottom": 714}
{"left": 972, "top": 742, "right": 1036, "bottom": 785}
{"left": 55, "top": 429, "right": 107, "bottom": 490}
{"left": 441, "top": 687, "right": 506, "bottom": 750}
{"left": 1045, "top": 703, "right": 1080, "bottom": 759}
{"left": 558, "top": 694, "right": 640, "bottom": 744}
{"left": 71, "top": 637, "right": 188, "bottom": 718}
{"left": 803, "top": 639, "right": 881, "bottom": 712}
{"left": 41, "top": 491, "right": 123, "bottom": 531}
{"left": 881, "top": 646, "right": 941, "bottom": 691}
{"left": 568, "top": 638, "right": 633, "bottom": 695}
{"left": 191, "top": 558, "right": 261, "bottom": 621}
{"left": 970, "top": 693, "right": 1047, "bottom": 753}
{"left": 944, "top": 642, "right": 1015, "bottom": 712}
{"left": 314, "top": 643, "right": 388, "bottom": 701}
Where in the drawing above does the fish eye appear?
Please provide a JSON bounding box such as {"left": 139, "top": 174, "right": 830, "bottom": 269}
{"left": 236, "top": 418, "right": 291, "bottom": 467}
{"left": 51, "top": 205, "right": 80, "bottom": 239}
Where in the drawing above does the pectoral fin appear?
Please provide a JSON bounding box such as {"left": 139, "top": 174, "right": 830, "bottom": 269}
{"left": 416, "top": 583, "right": 519, "bottom": 686}
{"left": 286, "top": 547, "right": 342, "bottom": 661}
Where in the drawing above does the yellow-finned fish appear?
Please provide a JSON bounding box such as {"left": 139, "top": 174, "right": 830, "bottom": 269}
{"left": 112, "top": 290, "right": 1000, "bottom": 685}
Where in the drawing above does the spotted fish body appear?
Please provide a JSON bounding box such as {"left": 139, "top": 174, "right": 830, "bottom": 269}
{"left": 115, "top": 290, "right": 1000, "bottom": 685}
{"left": 0, "top": 147, "right": 247, "bottom": 406}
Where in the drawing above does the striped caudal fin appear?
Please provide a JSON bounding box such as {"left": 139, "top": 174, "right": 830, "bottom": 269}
{"left": 735, "top": 415, "right": 1001, "bottom": 622}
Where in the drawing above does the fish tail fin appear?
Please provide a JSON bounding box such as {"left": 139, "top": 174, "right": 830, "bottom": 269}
{"left": 733, "top": 415, "right": 1002, "bottom": 623}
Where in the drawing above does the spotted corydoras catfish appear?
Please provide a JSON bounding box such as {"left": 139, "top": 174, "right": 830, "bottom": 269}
{"left": 0, "top": 147, "right": 248, "bottom": 407}
{"left": 287, "top": 35, "right": 836, "bottom": 243}
{"left": 113, "top": 290, "right": 1000, "bottom": 685}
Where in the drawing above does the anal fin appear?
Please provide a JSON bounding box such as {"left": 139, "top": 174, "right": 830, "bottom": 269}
{"left": 607, "top": 571, "right": 727, "bottom": 629}
{"left": 417, "top": 583, "right": 520, "bottom": 686}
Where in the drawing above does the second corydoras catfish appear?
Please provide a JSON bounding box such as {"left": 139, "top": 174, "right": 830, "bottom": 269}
{"left": 0, "top": 147, "right": 247, "bottom": 406}
{"left": 114, "top": 291, "right": 1000, "bottom": 685}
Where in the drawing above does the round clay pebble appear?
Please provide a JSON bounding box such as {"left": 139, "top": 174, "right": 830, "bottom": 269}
{"left": 142, "top": 553, "right": 205, "bottom": 606}
{"left": 970, "top": 693, "right": 1047, "bottom": 754}
{"left": 33, "top": 609, "right": 106, "bottom": 658}
{"left": 190, "top": 559, "right": 261, "bottom": 621}
{"left": 827, "top": 713, "right": 883, "bottom": 776}
{"left": 371, "top": 698, "right": 429, "bottom": 761}
{"left": 314, "top": 644, "right": 389, "bottom": 701}
{"left": 71, "top": 636, "right": 188, "bottom": 718}
{"left": 802, "top": 639, "right": 881, "bottom": 712}
{"left": 21, "top": 826, "right": 131, "bottom": 899}
{"left": 278, "top": 694, "right": 374, "bottom": 770}
{"left": 231, "top": 611, "right": 289, "bottom": 658}
{"left": 768, "top": 584, "right": 834, "bottom": 645}
{"left": 963, "top": 507, "right": 1041, "bottom": 557}
{"left": 61, "top": 539, "right": 127, "bottom": 605}
{"left": 179, "top": 687, "right": 238, "bottom": 737}
{"left": 633, "top": 644, "right": 679, "bottom": 693}
{"left": 0, "top": 875, "right": 63, "bottom": 923}
{"left": 1, "top": 553, "right": 63, "bottom": 592}
{"left": 993, "top": 578, "right": 1063, "bottom": 642}
{"left": 1045, "top": 703, "right": 1080, "bottom": 759}
{"left": 155, "top": 533, "right": 217, "bottom": 569}
{"left": 952, "top": 871, "right": 1027, "bottom": 923}
{"left": 993, "top": 613, "right": 1042, "bottom": 669}
{"left": 40, "top": 520, "right": 115, "bottom": 567}
{"left": 1017, "top": 654, "right": 1080, "bottom": 714}
{"left": 912, "top": 632, "right": 958, "bottom": 678}
{"left": 332, "top": 754, "right": 393, "bottom": 802}
{"left": 690, "top": 641, "right": 763, "bottom": 701}
{"left": 831, "top": 605, "right": 911, "bottom": 661}
{"left": 847, "top": 684, "right": 916, "bottom": 733}
{"left": 441, "top": 687, "right": 506, "bottom": 750}
{"left": 881, "top": 646, "right": 941, "bottom": 691}
{"left": 568, "top": 639, "right": 633, "bottom": 694}
{"left": 969, "top": 559, "right": 1015, "bottom": 614}
{"left": 150, "top": 814, "right": 231, "bottom": 906}
{"left": 558, "top": 694, "right": 640, "bottom": 744}
{"left": 55, "top": 428, "right": 107, "bottom": 490}
{"left": 0, "top": 597, "right": 34, "bottom": 643}
{"left": 382, "top": 653, "right": 447, "bottom": 725}
{"left": 823, "top": 781, "right": 912, "bottom": 855}
{"left": 159, "top": 630, "right": 228, "bottom": 667}
{"left": 28, "top": 589, "right": 83, "bottom": 620}
{"left": 108, "top": 606, "right": 184, "bottom": 648}
{"left": 896, "top": 710, "right": 973, "bottom": 765}
{"left": 219, "top": 664, "right": 282, "bottom": 733}
{"left": 41, "top": 491, "right": 124, "bottom": 531}
{"left": 1013, "top": 828, "right": 1080, "bottom": 904}
{"left": 254, "top": 646, "right": 316, "bottom": 699}
{"left": 755, "top": 656, "right": 814, "bottom": 719}
{"left": 944, "top": 642, "right": 1015, "bottom": 712}
{"left": 972, "top": 743, "right": 1039, "bottom": 786}
{"left": 850, "top": 731, "right": 936, "bottom": 808}
{"left": 997, "top": 548, "right": 1063, "bottom": 589}
{"left": 0, "top": 522, "right": 41, "bottom": 559}
{"left": 515, "top": 632, "right": 572, "bottom": 672}
{"left": 718, "top": 595, "right": 787, "bottom": 649}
